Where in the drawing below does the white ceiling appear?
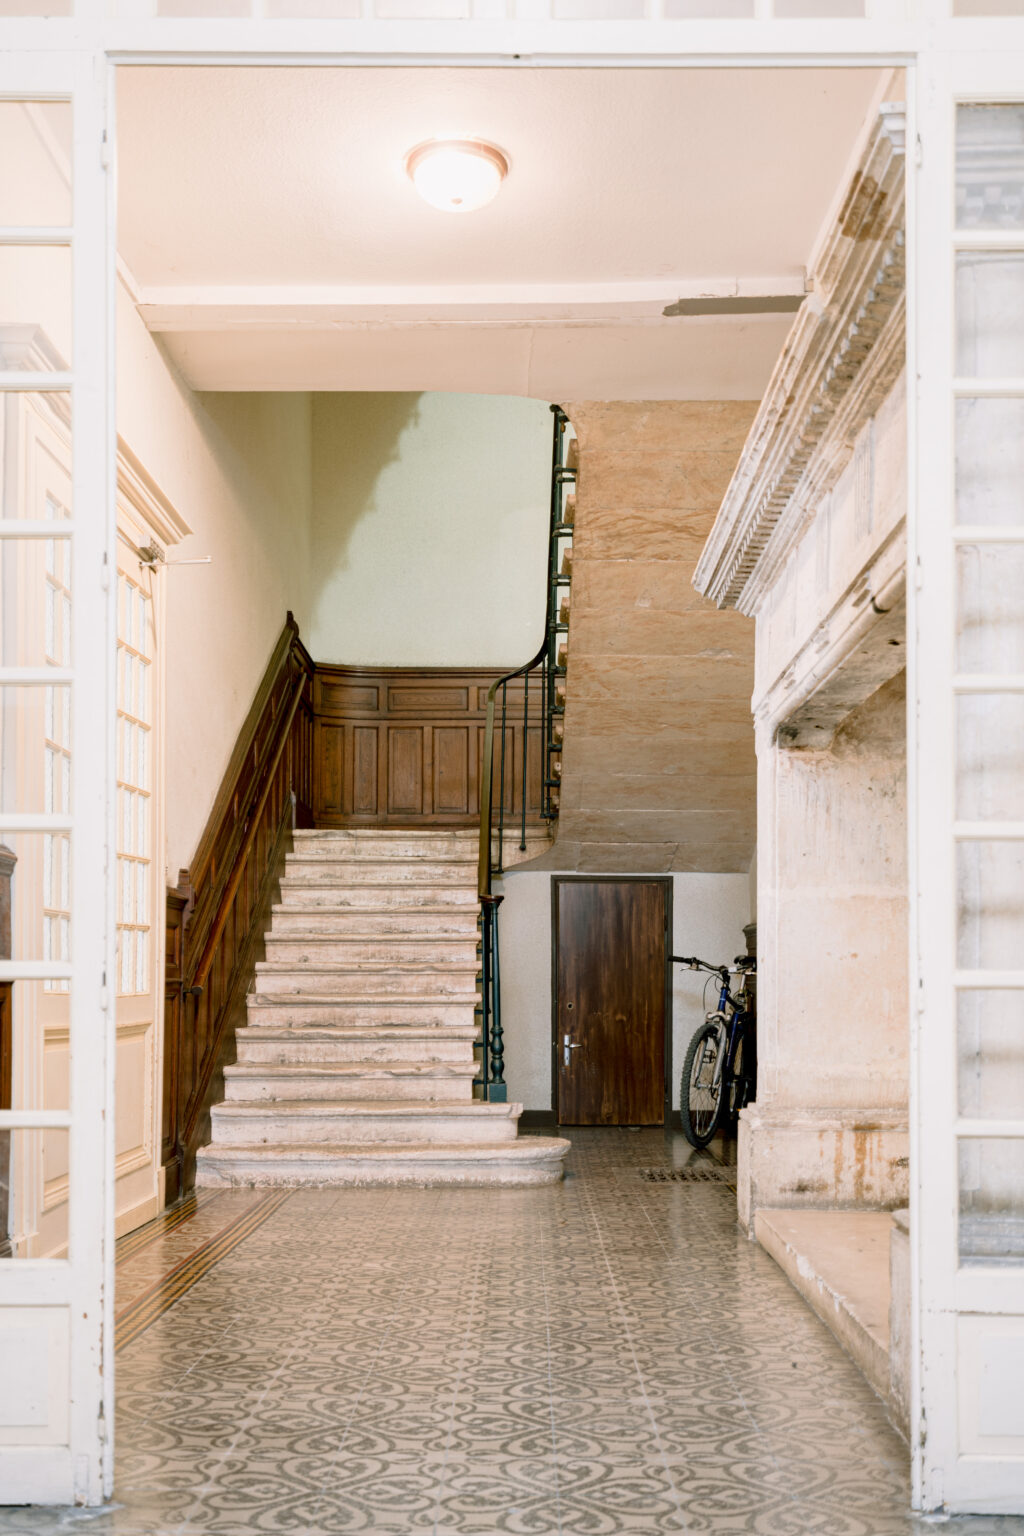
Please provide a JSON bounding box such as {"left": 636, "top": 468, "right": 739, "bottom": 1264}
{"left": 117, "top": 65, "right": 888, "bottom": 397}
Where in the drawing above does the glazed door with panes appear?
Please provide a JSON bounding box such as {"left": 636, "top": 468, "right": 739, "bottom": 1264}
{"left": 913, "top": 53, "right": 1024, "bottom": 1515}
{"left": 0, "top": 62, "right": 115, "bottom": 1506}
{"left": 113, "top": 517, "right": 161, "bottom": 1238}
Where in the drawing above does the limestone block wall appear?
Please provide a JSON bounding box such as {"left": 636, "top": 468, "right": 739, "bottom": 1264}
{"left": 740, "top": 671, "right": 909, "bottom": 1226}
{"left": 759, "top": 673, "right": 908, "bottom": 1111}
{"left": 552, "top": 400, "right": 759, "bottom": 874}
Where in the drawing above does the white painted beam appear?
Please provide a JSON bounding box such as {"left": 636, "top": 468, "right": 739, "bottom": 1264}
{"left": 138, "top": 274, "right": 809, "bottom": 331}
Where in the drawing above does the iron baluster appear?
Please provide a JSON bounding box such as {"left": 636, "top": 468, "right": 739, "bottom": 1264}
{"left": 488, "top": 897, "right": 506, "bottom": 1100}
{"left": 497, "top": 679, "right": 507, "bottom": 874}
{"left": 478, "top": 901, "right": 491, "bottom": 1097}
{"left": 521, "top": 667, "right": 529, "bottom": 851}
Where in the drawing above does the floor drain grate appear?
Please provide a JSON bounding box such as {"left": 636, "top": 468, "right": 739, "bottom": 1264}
{"left": 639, "top": 1165, "right": 735, "bottom": 1183}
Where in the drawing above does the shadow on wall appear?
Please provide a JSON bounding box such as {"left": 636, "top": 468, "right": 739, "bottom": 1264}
{"left": 310, "top": 392, "right": 424, "bottom": 578}
{"left": 306, "top": 392, "right": 552, "bottom": 670}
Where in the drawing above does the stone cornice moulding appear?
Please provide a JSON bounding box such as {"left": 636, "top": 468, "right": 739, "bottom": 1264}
{"left": 693, "top": 103, "right": 907, "bottom": 616}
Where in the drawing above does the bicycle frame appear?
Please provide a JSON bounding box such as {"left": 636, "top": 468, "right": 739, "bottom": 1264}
{"left": 675, "top": 954, "right": 755, "bottom": 1114}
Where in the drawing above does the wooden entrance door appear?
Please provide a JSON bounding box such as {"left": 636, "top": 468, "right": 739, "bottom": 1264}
{"left": 553, "top": 878, "right": 669, "bottom": 1126}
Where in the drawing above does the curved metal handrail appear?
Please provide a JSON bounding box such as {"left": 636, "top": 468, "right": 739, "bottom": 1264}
{"left": 475, "top": 404, "right": 573, "bottom": 1101}
{"left": 477, "top": 639, "right": 547, "bottom": 905}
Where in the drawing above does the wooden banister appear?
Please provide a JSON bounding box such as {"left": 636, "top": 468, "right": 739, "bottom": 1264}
{"left": 161, "top": 615, "right": 314, "bottom": 1200}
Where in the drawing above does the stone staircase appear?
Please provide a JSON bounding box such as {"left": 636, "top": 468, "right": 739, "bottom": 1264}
{"left": 195, "top": 828, "right": 570, "bottom": 1188}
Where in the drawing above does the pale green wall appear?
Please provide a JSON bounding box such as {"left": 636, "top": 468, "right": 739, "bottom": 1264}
{"left": 307, "top": 392, "right": 552, "bottom": 668}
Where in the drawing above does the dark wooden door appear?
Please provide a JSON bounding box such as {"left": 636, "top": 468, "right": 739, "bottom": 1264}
{"left": 554, "top": 878, "right": 668, "bottom": 1126}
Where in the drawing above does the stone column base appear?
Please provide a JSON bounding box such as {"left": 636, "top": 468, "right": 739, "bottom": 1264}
{"left": 737, "top": 1104, "right": 909, "bottom": 1232}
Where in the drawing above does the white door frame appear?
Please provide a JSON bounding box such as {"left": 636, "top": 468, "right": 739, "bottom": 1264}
{"left": 0, "top": 46, "right": 116, "bottom": 1505}
{"left": 910, "top": 45, "right": 1024, "bottom": 1514}
{"left": 4, "top": 1, "right": 1024, "bottom": 1512}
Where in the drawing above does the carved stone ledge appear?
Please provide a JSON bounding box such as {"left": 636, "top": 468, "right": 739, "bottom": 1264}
{"left": 694, "top": 104, "right": 906, "bottom": 617}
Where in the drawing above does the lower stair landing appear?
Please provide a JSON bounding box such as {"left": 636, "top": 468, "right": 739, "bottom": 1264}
{"left": 195, "top": 827, "right": 569, "bottom": 1189}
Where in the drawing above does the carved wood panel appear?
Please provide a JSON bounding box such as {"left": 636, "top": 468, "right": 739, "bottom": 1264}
{"left": 313, "top": 666, "right": 544, "bottom": 828}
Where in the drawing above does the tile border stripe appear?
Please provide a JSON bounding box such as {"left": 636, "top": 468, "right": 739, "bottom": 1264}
{"left": 116, "top": 1191, "right": 219, "bottom": 1265}
{"left": 115, "top": 1191, "right": 292, "bottom": 1353}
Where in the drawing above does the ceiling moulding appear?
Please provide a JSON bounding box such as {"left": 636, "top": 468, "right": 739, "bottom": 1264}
{"left": 693, "top": 103, "right": 906, "bottom": 617}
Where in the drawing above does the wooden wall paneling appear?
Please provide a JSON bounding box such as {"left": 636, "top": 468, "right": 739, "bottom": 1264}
{"left": 163, "top": 614, "right": 314, "bottom": 1198}
{"left": 313, "top": 666, "right": 546, "bottom": 829}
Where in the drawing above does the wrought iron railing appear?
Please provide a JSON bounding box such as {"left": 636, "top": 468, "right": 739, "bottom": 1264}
{"left": 476, "top": 405, "right": 575, "bottom": 1101}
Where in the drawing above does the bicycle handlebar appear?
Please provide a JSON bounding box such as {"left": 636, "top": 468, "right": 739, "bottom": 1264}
{"left": 669, "top": 954, "right": 755, "bottom": 976}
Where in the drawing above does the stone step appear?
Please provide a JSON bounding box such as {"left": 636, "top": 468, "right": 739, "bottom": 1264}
{"left": 285, "top": 857, "right": 475, "bottom": 884}
{"left": 278, "top": 880, "right": 479, "bottom": 909}
{"left": 292, "top": 830, "right": 478, "bottom": 860}
{"left": 247, "top": 995, "right": 478, "bottom": 1029}
{"left": 222, "top": 1061, "right": 478, "bottom": 1103}
{"left": 270, "top": 905, "right": 480, "bottom": 937}
{"left": 208, "top": 1099, "right": 522, "bottom": 1147}
{"left": 236, "top": 1024, "right": 477, "bottom": 1066}
{"left": 263, "top": 934, "right": 479, "bottom": 966}
{"left": 253, "top": 962, "right": 478, "bottom": 998}
{"left": 195, "top": 1136, "right": 571, "bottom": 1188}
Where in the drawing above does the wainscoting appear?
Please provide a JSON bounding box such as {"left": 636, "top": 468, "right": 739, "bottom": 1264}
{"left": 313, "top": 666, "right": 545, "bottom": 828}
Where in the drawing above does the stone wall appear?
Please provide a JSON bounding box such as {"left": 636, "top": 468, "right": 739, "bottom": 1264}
{"left": 740, "top": 670, "right": 909, "bottom": 1228}
{"left": 549, "top": 400, "right": 759, "bottom": 874}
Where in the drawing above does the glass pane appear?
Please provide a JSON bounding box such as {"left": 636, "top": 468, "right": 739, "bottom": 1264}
{"left": 957, "top": 105, "right": 1024, "bottom": 230}
{"left": 956, "top": 252, "right": 1024, "bottom": 378}
{"left": 0, "top": 248, "right": 72, "bottom": 369}
{"left": 0, "top": 687, "right": 71, "bottom": 814}
{"left": 0, "top": 1130, "right": 70, "bottom": 1260}
{"left": 0, "top": 0, "right": 73, "bottom": 12}
{"left": 0, "top": 541, "right": 73, "bottom": 666}
{"left": 552, "top": 0, "right": 642, "bottom": 13}
{"left": 156, "top": 0, "right": 249, "bottom": 9}
{"left": 960, "top": 1138, "right": 1024, "bottom": 1263}
{"left": 955, "top": 0, "right": 1024, "bottom": 12}
{"left": 267, "top": 0, "right": 360, "bottom": 11}
{"left": 774, "top": 0, "right": 863, "bottom": 13}
{"left": 956, "top": 544, "right": 1024, "bottom": 673}
{"left": 0, "top": 395, "right": 72, "bottom": 522}
{"left": 957, "top": 840, "right": 1024, "bottom": 969}
{"left": 956, "top": 398, "right": 1024, "bottom": 526}
{"left": 0, "top": 832, "right": 73, "bottom": 965}
{"left": 0, "top": 103, "right": 71, "bottom": 227}
{"left": 959, "top": 992, "right": 1024, "bottom": 1118}
{"left": 957, "top": 694, "right": 1024, "bottom": 819}
{"left": 663, "top": 0, "right": 754, "bottom": 12}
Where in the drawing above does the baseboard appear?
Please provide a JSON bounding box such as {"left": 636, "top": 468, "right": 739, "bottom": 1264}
{"left": 115, "top": 1191, "right": 160, "bottom": 1241}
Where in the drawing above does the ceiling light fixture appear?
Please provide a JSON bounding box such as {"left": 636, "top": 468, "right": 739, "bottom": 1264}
{"left": 405, "top": 138, "right": 509, "bottom": 214}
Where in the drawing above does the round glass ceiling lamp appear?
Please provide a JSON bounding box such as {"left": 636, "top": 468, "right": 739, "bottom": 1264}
{"left": 405, "top": 139, "right": 509, "bottom": 213}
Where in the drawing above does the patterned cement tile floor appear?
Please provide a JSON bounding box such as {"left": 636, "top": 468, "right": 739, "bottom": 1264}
{"left": 4, "top": 1128, "right": 1024, "bottom": 1536}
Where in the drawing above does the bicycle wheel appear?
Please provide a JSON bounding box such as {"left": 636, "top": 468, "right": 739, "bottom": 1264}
{"left": 680, "top": 1020, "right": 726, "bottom": 1149}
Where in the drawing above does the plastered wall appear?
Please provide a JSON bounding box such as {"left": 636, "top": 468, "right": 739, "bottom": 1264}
{"left": 116, "top": 289, "right": 313, "bottom": 877}
{"left": 307, "top": 393, "right": 551, "bottom": 670}
{"left": 498, "top": 869, "right": 751, "bottom": 1111}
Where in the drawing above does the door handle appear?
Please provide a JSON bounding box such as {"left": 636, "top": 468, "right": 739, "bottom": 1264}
{"left": 563, "top": 1034, "right": 582, "bottom": 1068}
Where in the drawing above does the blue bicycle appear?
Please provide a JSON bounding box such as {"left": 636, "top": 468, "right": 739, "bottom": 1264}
{"left": 671, "top": 955, "right": 756, "bottom": 1149}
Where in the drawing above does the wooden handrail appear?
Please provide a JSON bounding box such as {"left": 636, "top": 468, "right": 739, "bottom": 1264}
{"left": 189, "top": 673, "right": 307, "bottom": 993}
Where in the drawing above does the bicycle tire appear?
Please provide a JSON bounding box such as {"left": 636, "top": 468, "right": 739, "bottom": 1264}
{"left": 680, "top": 1020, "right": 726, "bottom": 1149}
